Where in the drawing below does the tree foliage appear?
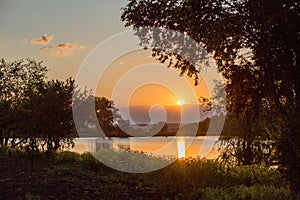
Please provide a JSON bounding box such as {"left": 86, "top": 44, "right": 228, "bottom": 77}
{"left": 19, "top": 78, "right": 76, "bottom": 152}
{"left": 0, "top": 58, "right": 124, "bottom": 152}
{"left": 73, "top": 93, "right": 130, "bottom": 137}
{"left": 0, "top": 58, "right": 48, "bottom": 146}
{"left": 122, "top": 0, "right": 300, "bottom": 190}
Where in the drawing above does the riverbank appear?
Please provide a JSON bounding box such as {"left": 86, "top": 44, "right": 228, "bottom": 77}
{"left": 0, "top": 147, "right": 294, "bottom": 200}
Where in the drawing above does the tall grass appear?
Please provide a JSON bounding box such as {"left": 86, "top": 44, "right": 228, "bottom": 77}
{"left": 0, "top": 147, "right": 294, "bottom": 199}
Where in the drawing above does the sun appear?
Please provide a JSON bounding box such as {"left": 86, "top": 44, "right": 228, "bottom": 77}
{"left": 177, "top": 99, "right": 185, "bottom": 105}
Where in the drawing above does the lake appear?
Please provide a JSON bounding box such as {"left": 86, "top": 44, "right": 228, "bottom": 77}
{"left": 72, "top": 136, "right": 221, "bottom": 159}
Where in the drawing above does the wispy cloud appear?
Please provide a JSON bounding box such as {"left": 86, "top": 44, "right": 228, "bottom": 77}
{"left": 30, "top": 34, "right": 87, "bottom": 58}
{"left": 40, "top": 45, "right": 53, "bottom": 51}
{"left": 78, "top": 45, "right": 87, "bottom": 50}
{"left": 50, "top": 43, "right": 79, "bottom": 58}
{"left": 31, "top": 34, "right": 54, "bottom": 45}
{"left": 57, "top": 43, "right": 78, "bottom": 50}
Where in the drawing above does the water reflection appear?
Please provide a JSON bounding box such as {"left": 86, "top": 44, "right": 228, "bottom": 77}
{"left": 176, "top": 137, "right": 185, "bottom": 158}
{"left": 72, "top": 136, "right": 220, "bottom": 159}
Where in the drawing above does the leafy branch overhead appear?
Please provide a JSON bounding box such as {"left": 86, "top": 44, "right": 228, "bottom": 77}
{"left": 122, "top": 0, "right": 300, "bottom": 191}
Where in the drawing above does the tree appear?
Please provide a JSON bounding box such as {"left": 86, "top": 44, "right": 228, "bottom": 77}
{"left": 19, "top": 78, "right": 76, "bottom": 153}
{"left": 0, "top": 58, "right": 47, "bottom": 146}
{"left": 72, "top": 93, "right": 126, "bottom": 137}
{"left": 0, "top": 58, "right": 127, "bottom": 152}
{"left": 122, "top": 0, "right": 300, "bottom": 190}
{"left": 95, "top": 97, "right": 117, "bottom": 136}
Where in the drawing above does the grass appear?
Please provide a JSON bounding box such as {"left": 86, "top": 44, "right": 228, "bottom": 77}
{"left": 0, "top": 146, "right": 294, "bottom": 200}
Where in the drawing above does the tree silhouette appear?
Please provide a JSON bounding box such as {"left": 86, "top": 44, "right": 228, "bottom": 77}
{"left": 20, "top": 78, "right": 76, "bottom": 152}
{"left": 0, "top": 58, "right": 47, "bottom": 146}
{"left": 122, "top": 0, "right": 300, "bottom": 190}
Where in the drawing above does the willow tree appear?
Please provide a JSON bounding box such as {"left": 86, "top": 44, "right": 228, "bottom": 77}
{"left": 121, "top": 0, "right": 300, "bottom": 190}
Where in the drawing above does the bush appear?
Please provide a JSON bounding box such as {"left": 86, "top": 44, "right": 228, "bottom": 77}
{"left": 0, "top": 146, "right": 22, "bottom": 157}
{"left": 93, "top": 149, "right": 173, "bottom": 173}
{"left": 54, "top": 151, "right": 81, "bottom": 164}
{"left": 225, "top": 165, "right": 284, "bottom": 187}
{"left": 79, "top": 152, "right": 106, "bottom": 172}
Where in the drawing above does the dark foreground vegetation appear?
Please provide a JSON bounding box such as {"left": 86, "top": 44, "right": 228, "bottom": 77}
{"left": 0, "top": 147, "right": 296, "bottom": 200}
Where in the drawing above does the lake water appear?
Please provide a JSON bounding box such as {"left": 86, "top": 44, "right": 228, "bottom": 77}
{"left": 72, "top": 136, "right": 221, "bottom": 159}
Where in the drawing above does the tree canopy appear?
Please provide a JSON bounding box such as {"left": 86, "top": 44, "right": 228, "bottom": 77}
{"left": 0, "top": 58, "right": 124, "bottom": 152}
{"left": 0, "top": 58, "right": 48, "bottom": 146}
{"left": 122, "top": 0, "right": 300, "bottom": 191}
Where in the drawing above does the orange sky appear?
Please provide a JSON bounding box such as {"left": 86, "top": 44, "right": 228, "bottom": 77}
{"left": 96, "top": 49, "right": 210, "bottom": 107}
{"left": 0, "top": 0, "right": 218, "bottom": 106}
{"left": 0, "top": 1, "right": 218, "bottom": 107}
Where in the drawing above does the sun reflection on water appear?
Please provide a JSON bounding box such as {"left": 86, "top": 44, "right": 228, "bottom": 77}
{"left": 177, "top": 137, "right": 186, "bottom": 158}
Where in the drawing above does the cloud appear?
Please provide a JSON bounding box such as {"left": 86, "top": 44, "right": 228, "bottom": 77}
{"left": 31, "top": 34, "right": 54, "bottom": 45}
{"left": 49, "top": 42, "right": 88, "bottom": 58}
{"left": 49, "top": 43, "right": 77, "bottom": 58}
{"left": 50, "top": 48, "right": 74, "bottom": 58}
{"left": 40, "top": 45, "right": 53, "bottom": 51}
{"left": 57, "top": 43, "right": 78, "bottom": 50}
{"left": 78, "top": 45, "right": 87, "bottom": 50}
{"left": 30, "top": 34, "right": 87, "bottom": 58}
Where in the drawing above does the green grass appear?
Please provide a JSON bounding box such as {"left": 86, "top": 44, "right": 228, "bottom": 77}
{"left": 0, "top": 147, "right": 295, "bottom": 200}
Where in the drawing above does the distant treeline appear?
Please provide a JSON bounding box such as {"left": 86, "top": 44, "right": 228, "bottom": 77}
{"left": 136, "top": 117, "right": 216, "bottom": 137}
{"left": 76, "top": 117, "right": 222, "bottom": 137}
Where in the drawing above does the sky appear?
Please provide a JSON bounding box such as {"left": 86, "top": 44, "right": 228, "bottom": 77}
{"left": 0, "top": 0, "right": 213, "bottom": 107}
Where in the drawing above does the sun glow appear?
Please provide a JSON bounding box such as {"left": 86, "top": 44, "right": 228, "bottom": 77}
{"left": 177, "top": 99, "right": 185, "bottom": 105}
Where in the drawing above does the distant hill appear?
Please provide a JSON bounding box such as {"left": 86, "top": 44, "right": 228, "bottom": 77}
{"left": 118, "top": 104, "right": 210, "bottom": 124}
